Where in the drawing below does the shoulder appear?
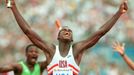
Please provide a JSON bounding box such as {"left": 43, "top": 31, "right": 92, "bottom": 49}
{"left": 47, "top": 43, "right": 56, "bottom": 55}
{"left": 72, "top": 42, "right": 84, "bottom": 51}
{"left": 72, "top": 42, "right": 84, "bottom": 57}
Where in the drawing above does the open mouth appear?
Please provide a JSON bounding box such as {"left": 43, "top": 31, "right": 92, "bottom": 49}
{"left": 31, "top": 56, "right": 37, "bottom": 60}
{"left": 31, "top": 57, "right": 37, "bottom": 62}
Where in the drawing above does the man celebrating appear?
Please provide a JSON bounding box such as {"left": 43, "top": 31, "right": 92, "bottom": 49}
{"left": 6, "top": 0, "right": 128, "bottom": 75}
{"left": 0, "top": 44, "right": 47, "bottom": 75}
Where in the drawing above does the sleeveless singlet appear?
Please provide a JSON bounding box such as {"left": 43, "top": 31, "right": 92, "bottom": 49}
{"left": 47, "top": 45, "right": 80, "bottom": 75}
{"left": 19, "top": 61, "right": 40, "bottom": 75}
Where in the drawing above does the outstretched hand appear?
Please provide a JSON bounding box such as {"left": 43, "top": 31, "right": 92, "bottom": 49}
{"left": 118, "top": 0, "right": 128, "bottom": 14}
{"left": 5, "top": 0, "right": 15, "bottom": 8}
{"left": 112, "top": 41, "right": 125, "bottom": 56}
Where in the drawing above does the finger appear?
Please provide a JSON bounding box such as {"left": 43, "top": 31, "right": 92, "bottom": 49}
{"left": 120, "top": 3, "right": 124, "bottom": 8}
{"left": 111, "top": 44, "right": 115, "bottom": 48}
{"left": 120, "top": 0, "right": 127, "bottom": 8}
{"left": 111, "top": 44, "right": 118, "bottom": 50}
{"left": 6, "top": 0, "right": 15, "bottom": 4}
{"left": 115, "top": 40, "right": 120, "bottom": 46}
{"left": 112, "top": 46, "right": 116, "bottom": 50}
{"left": 122, "top": 0, "right": 127, "bottom": 3}
{"left": 124, "top": 1, "right": 128, "bottom": 10}
{"left": 118, "top": 41, "right": 122, "bottom": 46}
{"left": 6, "top": 0, "right": 12, "bottom": 3}
{"left": 121, "top": 43, "right": 125, "bottom": 51}
{"left": 112, "top": 41, "right": 117, "bottom": 47}
{"left": 117, "top": 41, "right": 122, "bottom": 46}
{"left": 5, "top": 0, "right": 8, "bottom": 3}
{"left": 121, "top": 43, "right": 125, "bottom": 47}
{"left": 124, "top": 0, "right": 128, "bottom": 3}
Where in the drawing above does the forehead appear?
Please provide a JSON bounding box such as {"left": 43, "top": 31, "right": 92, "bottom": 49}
{"left": 60, "top": 26, "right": 72, "bottom": 31}
{"left": 28, "top": 46, "right": 38, "bottom": 51}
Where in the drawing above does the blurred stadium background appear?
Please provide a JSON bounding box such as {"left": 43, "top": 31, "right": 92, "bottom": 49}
{"left": 0, "top": 0, "right": 134, "bottom": 75}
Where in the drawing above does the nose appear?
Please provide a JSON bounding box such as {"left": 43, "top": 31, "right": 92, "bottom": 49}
{"left": 65, "top": 32, "right": 69, "bottom": 35}
{"left": 32, "top": 51, "right": 37, "bottom": 55}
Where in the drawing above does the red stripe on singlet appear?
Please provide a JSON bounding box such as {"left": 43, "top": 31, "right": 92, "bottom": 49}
{"left": 47, "top": 64, "right": 58, "bottom": 72}
{"left": 73, "top": 71, "right": 78, "bottom": 75}
{"left": 68, "top": 64, "right": 79, "bottom": 72}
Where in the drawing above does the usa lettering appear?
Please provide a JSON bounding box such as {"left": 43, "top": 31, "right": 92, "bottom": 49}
{"left": 59, "top": 60, "right": 67, "bottom": 68}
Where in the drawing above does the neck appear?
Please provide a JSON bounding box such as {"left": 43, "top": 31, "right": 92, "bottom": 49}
{"left": 59, "top": 41, "right": 71, "bottom": 57}
{"left": 26, "top": 60, "right": 35, "bottom": 67}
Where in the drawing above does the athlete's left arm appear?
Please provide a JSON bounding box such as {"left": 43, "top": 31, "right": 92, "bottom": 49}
{"left": 74, "top": 1, "right": 128, "bottom": 53}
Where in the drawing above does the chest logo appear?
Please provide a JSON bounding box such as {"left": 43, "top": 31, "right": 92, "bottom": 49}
{"left": 59, "top": 60, "right": 67, "bottom": 68}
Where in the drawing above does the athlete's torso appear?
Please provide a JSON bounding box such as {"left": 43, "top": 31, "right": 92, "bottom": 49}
{"left": 47, "top": 45, "right": 80, "bottom": 75}
{"left": 19, "top": 61, "right": 40, "bottom": 75}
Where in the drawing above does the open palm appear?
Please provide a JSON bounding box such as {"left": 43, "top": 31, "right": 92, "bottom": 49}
{"left": 112, "top": 41, "right": 125, "bottom": 55}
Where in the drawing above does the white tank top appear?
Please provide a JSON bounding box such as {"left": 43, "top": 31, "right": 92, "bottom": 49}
{"left": 47, "top": 45, "right": 80, "bottom": 75}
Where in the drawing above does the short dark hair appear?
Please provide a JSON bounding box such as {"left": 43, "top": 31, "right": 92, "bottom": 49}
{"left": 25, "top": 44, "right": 37, "bottom": 53}
{"left": 58, "top": 26, "right": 71, "bottom": 37}
{"left": 57, "top": 26, "right": 73, "bottom": 41}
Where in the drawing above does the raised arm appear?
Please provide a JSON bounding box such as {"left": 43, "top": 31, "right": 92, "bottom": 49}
{"left": 112, "top": 42, "right": 134, "bottom": 70}
{"left": 0, "top": 64, "right": 20, "bottom": 73}
{"left": 6, "top": 0, "right": 54, "bottom": 54}
{"left": 74, "top": 1, "right": 128, "bottom": 53}
{"left": 39, "top": 61, "right": 48, "bottom": 73}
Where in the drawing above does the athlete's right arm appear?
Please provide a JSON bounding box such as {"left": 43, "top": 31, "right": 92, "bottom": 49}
{"left": 0, "top": 64, "right": 21, "bottom": 73}
{"left": 6, "top": 0, "right": 54, "bottom": 54}
{"left": 112, "top": 42, "right": 134, "bottom": 70}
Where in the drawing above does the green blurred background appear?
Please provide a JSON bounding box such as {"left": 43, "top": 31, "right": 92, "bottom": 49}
{"left": 0, "top": 0, "right": 134, "bottom": 75}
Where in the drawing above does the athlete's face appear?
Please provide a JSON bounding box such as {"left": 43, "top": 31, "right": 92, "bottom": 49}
{"left": 58, "top": 26, "right": 73, "bottom": 42}
{"left": 26, "top": 47, "right": 39, "bottom": 64}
